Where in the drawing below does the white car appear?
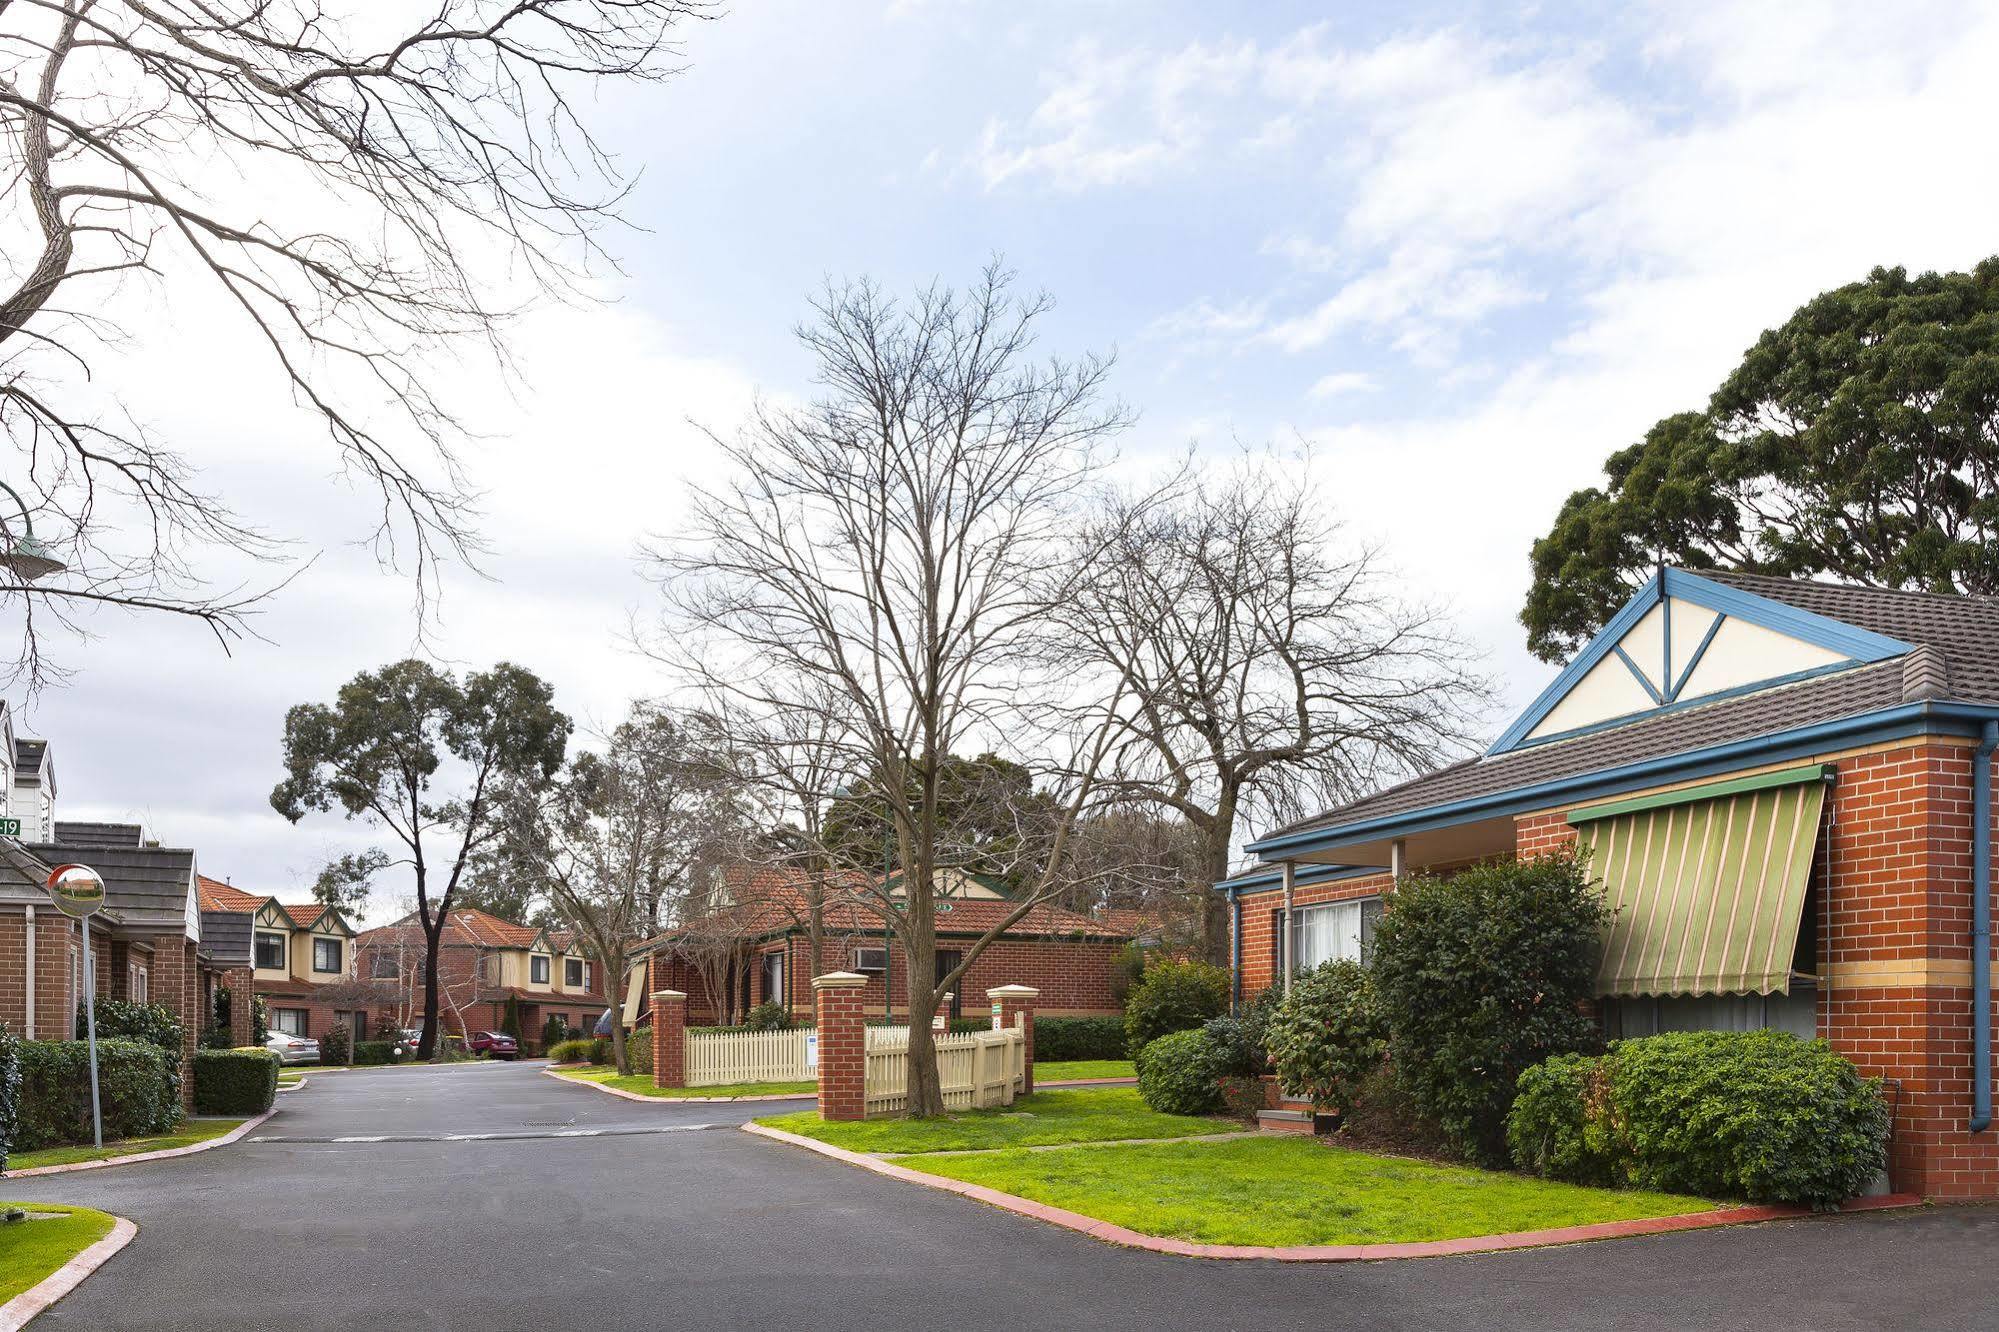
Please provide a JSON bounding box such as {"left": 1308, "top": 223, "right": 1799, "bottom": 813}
{"left": 265, "top": 1031, "right": 321, "bottom": 1065}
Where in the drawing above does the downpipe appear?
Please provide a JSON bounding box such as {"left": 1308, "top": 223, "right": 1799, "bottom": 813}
{"left": 1973, "top": 720, "right": 1997, "bottom": 1134}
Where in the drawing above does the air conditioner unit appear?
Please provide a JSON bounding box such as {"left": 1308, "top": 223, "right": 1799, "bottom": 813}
{"left": 852, "top": 947, "right": 887, "bottom": 973}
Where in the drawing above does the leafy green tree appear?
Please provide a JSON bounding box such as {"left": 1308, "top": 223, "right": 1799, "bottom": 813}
{"left": 310, "top": 848, "right": 391, "bottom": 916}
{"left": 271, "top": 660, "right": 570, "bottom": 1060}
{"left": 1524, "top": 259, "right": 1999, "bottom": 662}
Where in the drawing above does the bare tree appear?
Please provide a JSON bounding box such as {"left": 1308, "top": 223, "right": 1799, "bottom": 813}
{"left": 648, "top": 263, "right": 1132, "bottom": 1116}
{"left": 1063, "top": 453, "right": 1491, "bottom": 961}
{"left": 490, "top": 701, "right": 739, "bottom": 1075}
{"left": 0, "top": 0, "right": 711, "bottom": 683}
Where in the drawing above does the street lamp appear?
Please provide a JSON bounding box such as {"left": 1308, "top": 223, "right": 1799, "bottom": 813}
{"left": 48, "top": 863, "right": 107, "bottom": 1148}
{"left": 0, "top": 480, "right": 63, "bottom": 582}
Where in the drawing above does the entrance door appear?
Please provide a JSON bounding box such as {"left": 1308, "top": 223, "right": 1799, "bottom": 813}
{"left": 934, "top": 951, "right": 963, "bottom": 1018}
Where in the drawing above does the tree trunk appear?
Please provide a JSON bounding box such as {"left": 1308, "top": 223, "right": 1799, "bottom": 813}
{"left": 1198, "top": 789, "right": 1238, "bottom": 966}
{"left": 609, "top": 993, "right": 629, "bottom": 1076}
{"left": 903, "top": 854, "right": 944, "bottom": 1117}
{"left": 420, "top": 916, "right": 445, "bottom": 1061}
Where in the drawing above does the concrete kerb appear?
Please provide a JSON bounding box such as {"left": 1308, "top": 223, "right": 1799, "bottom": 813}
{"left": 0, "top": 1215, "right": 138, "bottom": 1332}
{"left": 4, "top": 1107, "right": 279, "bottom": 1179}
{"left": 740, "top": 1121, "right": 1924, "bottom": 1261}
{"left": 540, "top": 1066, "right": 814, "bottom": 1104}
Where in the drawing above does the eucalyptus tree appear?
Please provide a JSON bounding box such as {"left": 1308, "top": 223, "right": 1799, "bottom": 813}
{"left": 271, "top": 660, "right": 570, "bottom": 1060}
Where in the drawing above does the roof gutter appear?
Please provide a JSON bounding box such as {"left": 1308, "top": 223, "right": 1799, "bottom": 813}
{"left": 1249, "top": 699, "right": 1999, "bottom": 861}
{"left": 1973, "top": 718, "right": 1997, "bottom": 1134}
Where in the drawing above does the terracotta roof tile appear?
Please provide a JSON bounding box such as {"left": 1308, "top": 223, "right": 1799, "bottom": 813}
{"left": 196, "top": 875, "right": 267, "bottom": 913}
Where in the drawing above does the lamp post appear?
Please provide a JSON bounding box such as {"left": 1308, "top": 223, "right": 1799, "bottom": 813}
{"left": 48, "top": 863, "right": 106, "bottom": 1148}
{"left": 0, "top": 480, "right": 64, "bottom": 582}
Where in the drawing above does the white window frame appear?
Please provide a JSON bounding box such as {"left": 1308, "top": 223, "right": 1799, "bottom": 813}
{"left": 564, "top": 957, "right": 587, "bottom": 989}
{"left": 128, "top": 962, "right": 148, "bottom": 1004}
{"left": 1289, "top": 897, "right": 1383, "bottom": 971}
{"left": 271, "top": 1007, "right": 308, "bottom": 1036}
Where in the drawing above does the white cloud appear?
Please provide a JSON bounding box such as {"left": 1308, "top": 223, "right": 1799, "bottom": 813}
{"left": 1305, "top": 371, "right": 1375, "bottom": 400}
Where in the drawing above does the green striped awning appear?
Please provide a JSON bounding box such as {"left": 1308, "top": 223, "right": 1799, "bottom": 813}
{"left": 1568, "top": 765, "right": 1831, "bottom": 998}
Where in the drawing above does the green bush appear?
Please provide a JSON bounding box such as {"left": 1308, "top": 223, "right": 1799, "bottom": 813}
{"left": 501, "top": 994, "right": 524, "bottom": 1041}
{"left": 1370, "top": 852, "right": 1608, "bottom": 1164}
{"left": 1264, "top": 960, "right": 1388, "bottom": 1118}
{"left": 1198, "top": 1013, "right": 1269, "bottom": 1080}
{"left": 1109, "top": 942, "right": 1149, "bottom": 1007}
{"left": 743, "top": 1001, "right": 793, "bottom": 1031}
{"left": 1035, "top": 1016, "right": 1127, "bottom": 1062}
{"left": 0, "top": 1023, "right": 18, "bottom": 1175}
{"left": 319, "top": 1023, "right": 352, "bottom": 1066}
{"left": 540, "top": 1014, "right": 566, "bottom": 1052}
{"left": 1135, "top": 1027, "right": 1225, "bottom": 1116}
{"left": 12, "top": 1038, "right": 182, "bottom": 1153}
{"left": 627, "top": 1026, "right": 654, "bottom": 1077}
{"left": 1123, "top": 960, "right": 1229, "bottom": 1059}
{"left": 193, "top": 1048, "right": 280, "bottom": 1116}
{"left": 252, "top": 995, "right": 270, "bottom": 1046}
{"left": 548, "top": 1038, "right": 598, "bottom": 1065}
{"left": 353, "top": 1042, "right": 398, "bottom": 1066}
{"left": 78, "top": 998, "right": 185, "bottom": 1053}
{"left": 1509, "top": 1031, "right": 1890, "bottom": 1208}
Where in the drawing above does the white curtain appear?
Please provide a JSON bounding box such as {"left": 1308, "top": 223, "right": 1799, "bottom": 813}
{"left": 1293, "top": 901, "right": 1363, "bottom": 970}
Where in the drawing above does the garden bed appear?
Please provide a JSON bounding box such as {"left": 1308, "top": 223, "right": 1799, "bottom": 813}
{"left": 755, "top": 1088, "right": 1231, "bottom": 1153}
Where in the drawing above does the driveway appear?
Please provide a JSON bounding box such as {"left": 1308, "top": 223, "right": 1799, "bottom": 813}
{"left": 6, "top": 1060, "right": 1996, "bottom": 1331}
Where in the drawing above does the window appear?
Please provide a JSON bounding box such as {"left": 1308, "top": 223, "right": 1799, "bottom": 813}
{"left": 852, "top": 946, "right": 887, "bottom": 973}
{"left": 344, "top": 1011, "right": 369, "bottom": 1041}
{"left": 531, "top": 954, "right": 550, "bottom": 985}
{"left": 760, "top": 950, "right": 785, "bottom": 1007}
{"left": 128, "top": 963, "right": 148, "bottom": 1004}
{"left": 480, "top": 954, "right": 501, "bottom": 985}
{"left": 1288, "top": 898, "right": 1384, "bottom": 971}
{"left": 254, "top": 931, "right": 286, "bottom": 970}
{"left": 565, "top": 958, "right": 586, "bottom": 989}
{"left": 271, "top": 1008, "right": 308, "bottom": 1036}
{"left": 313, "top": 937, "right": 343, "bottom": 974}
{"left": 369, "top": 951, "right": 399, "bottom": 979}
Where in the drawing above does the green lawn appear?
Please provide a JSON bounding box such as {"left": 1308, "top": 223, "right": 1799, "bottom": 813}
{"left": 4, "top": 1118, "right": 248, "bottom": 1172}
{"left": 757, "top": 1088, "right": 1232, "bottom": 1153}
{"left": 910, "top": 1136, "right": 1712, "bottom": 1246}
{"left": 0, "top": 1204, "right": 117, "bottom": 1301}
{"left": 553, "top": 1068, "right": 815, "bottom": 1099}
{"left": 1035, "top": 1060, "right": 1134, "bottom": 1082}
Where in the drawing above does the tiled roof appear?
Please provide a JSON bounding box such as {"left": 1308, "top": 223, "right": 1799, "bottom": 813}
{"left": 445, "top": 907, "right": 540, "bottom": 948}
{"left": 639, "top": 865, "right": 1130, "bottom": 952}
{"left": 1261, "top": 570, "right": 1999, "bottom": 848}
{"left": 197, "top": 876, "right": 267, "bottom": 912}
{"left": 14, "top": 738, "right": 45, "bottom": 775}
{"left": 49, "top": 821, "right": 146, "bottom": 851}
{"left": 25, "top": 837, "right": 194, "bottom": 930}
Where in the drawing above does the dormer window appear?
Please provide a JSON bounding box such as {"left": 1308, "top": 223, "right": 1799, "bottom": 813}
{"left": 531, "top": 954, "right": 550, "bottom": 984}
{"left": 313, "top": 937, "right": 343, "bottom": 975}
{"left": 565, "top": 958, "right": 586, "bottom": 989}
{"left": 255, "top": 931, "right": 286, "bottom": 970}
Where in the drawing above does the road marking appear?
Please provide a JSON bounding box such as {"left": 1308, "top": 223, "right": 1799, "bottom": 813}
{"left": 249, "top": 1123, "right": 722, "bottom": 1145}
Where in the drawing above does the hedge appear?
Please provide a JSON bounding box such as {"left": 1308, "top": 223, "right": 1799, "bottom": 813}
{"left": 1034, "top": 1016, "right": 1124, "bottom": 1062}
{"left": 1123, "top": 960, "right": 1229, "bottom": 1059}
{"left": 628, "top": 1027, "right": 654, "bottom": 1077}
{"left": 353, "top": 1041, "right": 401, "bottom": 1066}
{"left": 548, "top": 1038, "right": 600, "bottom": 1065}
{"left": 193, "top": 1049, "right": 280, "bottom": 1116}
{"left": 1135, "top": 1027, "right": 1225, "bottom": 1116}
{"left": 0, "top": 1023, "right": 19, "bottom": 1175}
{"left": 13, "top": 1038, "right": 182, "bottom": 1153}
{"left": 1508, "top": 1030, "right": 1891, "bottom": 1208}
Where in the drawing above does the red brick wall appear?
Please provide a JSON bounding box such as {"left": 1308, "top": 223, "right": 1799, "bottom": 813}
{"left": 1235, "top": 871, "right": 1394, "bottom": 1004}
{"left": 785, "top": 934, "right": 1123, "bottom": 1020}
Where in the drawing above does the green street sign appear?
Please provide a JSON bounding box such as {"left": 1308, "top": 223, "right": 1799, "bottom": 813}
{"left": 0, "top": 817, "right": 21, "bottom": 837}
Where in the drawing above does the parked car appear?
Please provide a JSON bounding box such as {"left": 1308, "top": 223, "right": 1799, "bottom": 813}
{"left": 466, "top": 1030, "right": 519, "bottom": 1060}
{"left": 390, "top": 1029, "right": 422, "bottom": 1059}
{"left": 266, "top": 1031, "right": 320, "bottom": 1065}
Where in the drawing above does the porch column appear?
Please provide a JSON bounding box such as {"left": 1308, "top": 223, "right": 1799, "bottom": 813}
{"left": 151, "top": 934, "right": 198, "bottom": 1110}
{"left": 1391, "top": 838, "right": 1407, "bottom": 881}
{"left": 225, "top": 966, "right": 256, "bottom": 1047}
{"left": 650, "top": 990, "right": 686, "bottom": 1089}
{"left": 1282, "top": 860, "right": 1296, "bottom": 996}
{"left": 814, "top": 971, "right": 869, "bottom": 1122}
{"left": 987, "top": 985, "right": 1039, "bottom": 1095}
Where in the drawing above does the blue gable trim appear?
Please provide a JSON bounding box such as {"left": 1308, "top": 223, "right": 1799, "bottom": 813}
{"left": 1248, "top": 699, "right": 1999, "bottom": 862}
{"left": 1486, "top": 569, "right": 1912, "bottom": 756}
{"left": 1210, "top": 863, "right": 1383, "bottom": 897}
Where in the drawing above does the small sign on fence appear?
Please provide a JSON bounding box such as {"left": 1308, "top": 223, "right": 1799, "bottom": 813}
{"left": 804, "top": 1032, "right": 818, "bottom": 1071}
{"left": 991, "top": 1001, "right": 1003, "bottom": 1031}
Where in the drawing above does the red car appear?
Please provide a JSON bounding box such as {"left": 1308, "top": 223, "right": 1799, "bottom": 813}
{"left": 466, "top": 1030, "right": 520, "bottom": 1060}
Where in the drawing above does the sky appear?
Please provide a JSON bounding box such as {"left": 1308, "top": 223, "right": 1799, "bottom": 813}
{"left": 19, "top": 0, "right": 1999, "bottom": 917}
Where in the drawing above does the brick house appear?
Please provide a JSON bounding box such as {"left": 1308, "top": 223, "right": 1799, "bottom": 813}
{"left": 194, "top": 877, "right": 369, "bottom": 1041}
{"left": 634, "top": 866, "right": 1133, "bottom": 1027}
{"left": 356, "top": 907, "right": 609, "bottom": 1049}
{"left": 1225, "top": 568, "right": 1999, "bottom": 1200}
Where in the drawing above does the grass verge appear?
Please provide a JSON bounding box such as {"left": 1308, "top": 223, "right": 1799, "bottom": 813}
{"left": 757, "top": 1088, "right": 1230, "bottom": 1153}
{"left": 909, "top": 1136, "right": 1712, "bottom": 1246}
{"left": 5, "top": 1118, "right": 248, "bottom": 1172}
{"left": 1035, "top": 1060, "right": 1134, "bottom": 1082}
{"left": 0, "top": 1204, "right": 117, "bottom": 1302}
{"left": 554, "top": 1067, "right": 814, "bottom": 1098}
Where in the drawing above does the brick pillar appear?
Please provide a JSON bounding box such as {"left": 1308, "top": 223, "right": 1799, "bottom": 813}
{"left": 651, "top": 990, "right": 686, "bottom": 1089}
{"left": 814, "top": 971, "right": 869, "bottom": 1122}
{"left": 987, "top": 985, "right": 1039, "bottom": 1095}
{"left": 224, "top": 967, "right": 256, "bottom": 1047}
{"left": 150, "top": 934, "right": 198, "bottom": 1110}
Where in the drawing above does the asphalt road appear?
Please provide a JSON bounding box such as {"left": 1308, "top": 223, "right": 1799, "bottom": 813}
{"left": 6, "top": 1060, "right": 1997, "bottom": 1331}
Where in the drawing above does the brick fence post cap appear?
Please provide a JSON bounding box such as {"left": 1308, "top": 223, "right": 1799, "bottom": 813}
{"left": 650, "top": 990, "right": 686, "bottom": 1002}
{"left": 813, "top": 971, "right": 869, "bottom": 990}
{"left": 986, "top": 984, "right": 1040, "bottom": 999}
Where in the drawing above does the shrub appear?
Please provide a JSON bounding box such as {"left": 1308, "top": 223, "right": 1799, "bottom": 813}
{"left": 13, "top": 1038, "right": 181, "bottom": 1152}
{"left": 251, "top": 994, "right": 270, "bottom": 1046}
{"left": 627, "top": 1027, "right": 654, "bottom": 1077}
{"left": 353, "top": 1042, "right": 398, "bottom": 1066}
{"left": 1109, "top": 942, "right": 1149, "bottom": 1007}
{"left": 198, "top": 1025, "right": 233, "bottom": 1051}
{"left": 501, "top": 994, "right": 524, "bottom": 1041}
{"left": 540, "top": 1014, "right": 566, "bottom": 1053}
{"left": 0, "top": 1023, "right": 18, "bottom": 1175}
{"left": 79, "top": 998, "right": 185, "bottom": 1054}
{"left": 1198, "top": 1013, "right": 1270, "bottom": 1081}
{"left": 744, "top": 1001, "right": 793, "bottom": 1031}
{"left": 589, "top": 1036, "right": 612, "bottom": 1065}
{"left": 1123, "top": 960, "right": 1228, "bottom": 1059}
{"left": 1135, "top": 1027, "right": 1225, "bottom": 1116}
{"left": 1370, "top": 852, "right": 1608, "bottom": 1164}
{"left": 548, "top": 1038, "right": 598, "bottom": 1065}
{"left": 319, "top": 1022, "right": 352, "bottom": 1067}
{"left": 1217, "top": 1075, "right": 1266, "bottom": 1122}
{"left": 1033, "top": 1016, "right": 1125, "bottom": 1062}
{"left": 1264, "top": 960, "right": 1388, "bottom": 1118}
{"left": 1509, "top": 1031, "right": 1890, "bottom": 1209}
{"left": 193, "top": 1049, "right": 280, "bottom": 1116}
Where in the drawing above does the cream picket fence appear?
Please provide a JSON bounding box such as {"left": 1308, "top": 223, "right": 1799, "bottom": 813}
{"left": 685, "top": 1027, "right": 812, "bottom": 1087}
{"left": 863, "top": 1021, "right": 1025, "bottom": 1118}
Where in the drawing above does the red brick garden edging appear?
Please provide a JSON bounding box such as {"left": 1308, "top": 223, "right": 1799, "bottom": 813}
{"left": 540, "top": 1066, "right": 814, "bottom": 1103}
{"left": 4, "top": 1108, "right": 279, "bottom": 1180}
{"left": 741, "top": 1122, "right": 1921, "bottom": 1261}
